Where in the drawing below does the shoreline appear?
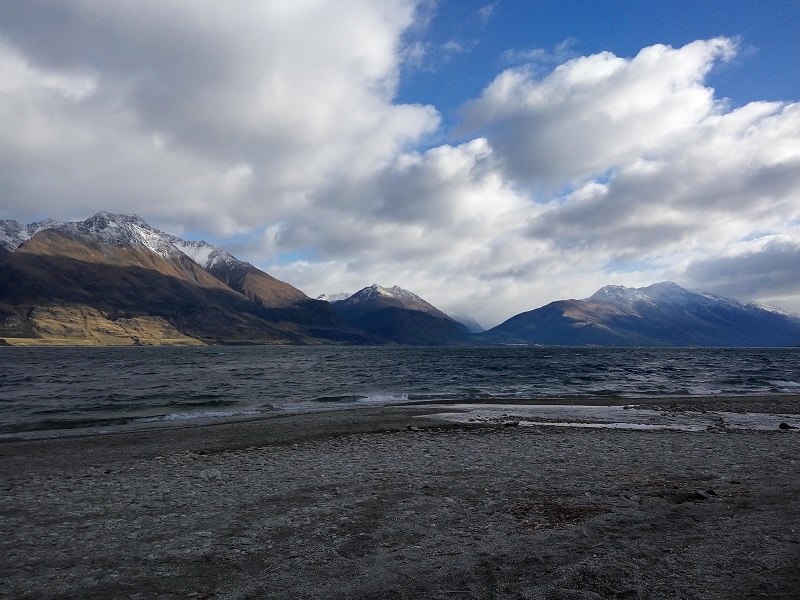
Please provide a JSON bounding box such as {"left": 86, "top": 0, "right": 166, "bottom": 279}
{"left": 2, "top": 399, "right": 799, "bottom": 599}
{"left": 2, "top": 393, "right": 799, "bottom": 444}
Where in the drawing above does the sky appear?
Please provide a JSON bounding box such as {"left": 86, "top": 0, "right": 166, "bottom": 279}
{"left": 1, "top": 0, "right": 799, "bottom": 327}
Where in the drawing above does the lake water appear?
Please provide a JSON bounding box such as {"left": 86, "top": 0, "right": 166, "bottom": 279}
{"left": 1, "top": 345, "right": 800, "bottom": 436}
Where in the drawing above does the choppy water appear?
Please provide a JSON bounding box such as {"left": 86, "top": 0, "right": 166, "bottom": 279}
{"left": 1, "top": 345, "right": 799, "bottom": 436}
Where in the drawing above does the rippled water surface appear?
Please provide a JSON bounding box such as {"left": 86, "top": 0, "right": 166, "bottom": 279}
{"left": 1, "top": 345, "right": 799, "bottom": 435}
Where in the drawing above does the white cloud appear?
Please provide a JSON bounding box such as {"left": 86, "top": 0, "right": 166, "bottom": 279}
{"left": 444, "top": 38, "right": 799, "bottom": 321}
{"left": 463, "top": 38, "right": 736, "bottom": 187}
{"left": 0, "top": 1, "right": 799, "bottom": 327}
{"left": 0, "top": 0, "right": 438, "bottom": 233}
{"left": 478, "top": 3, "right": 498, "bottom": 23}
{"left": 500, "top": 38, "right": 579, "bottom": 69}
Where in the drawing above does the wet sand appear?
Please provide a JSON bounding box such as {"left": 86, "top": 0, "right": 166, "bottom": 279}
{"left": 1, "top": 398, "right": 799, "bottom": 599}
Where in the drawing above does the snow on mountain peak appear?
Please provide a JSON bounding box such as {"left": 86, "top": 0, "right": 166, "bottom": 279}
{"left": 84, "top": 212, "right": 148, "bottom": 229}
{"left": 320, "top": 285, "right": 433, "bottom": 306}
{"left": 585, "top": 281, "right": 769, "bottom": 315}
{"left": 586, "top": 281, "right": 711, "bottom": 311}
{"left": 317, "top": 292, "right": 352, "bottom": 302}
{"left": 587, "top": 284, "right": 652, "bottom": 307}
{"left": 164, "top": 237, "right": 222, "bottom": 270}
{"left": 642, "top": 281, "right": 693, "bottom": 301}
{"left": 0, "top": 219, "right": 25, "bottom": 252}
{"left": 1, "top": 218, "right": 66, "bottom": 252}
{"left": 348, "top": 284, "right": 422, "bottom": 303}
{"left": 1, "top": 212, "right": 194, "bottom": 264}
{"left": 61, "top": 212, "right": 182, "bottom": 259}
{"left": 0, "top": 212, "right": 253, "bottom": 276}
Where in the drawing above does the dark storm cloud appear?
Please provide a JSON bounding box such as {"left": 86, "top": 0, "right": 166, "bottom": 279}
{"left": 684, "top": 240, "right": 800, "bottom": 302}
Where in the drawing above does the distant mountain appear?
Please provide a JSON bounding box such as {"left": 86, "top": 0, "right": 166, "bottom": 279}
{"left": 0, "top": 213, "right": 355, "bottom": 345}
{"left": 484, "top": 282, "right": 800, "bottom": 347}
{"left": 450, "top": 314, "right": 485, "bottom": 334}
{"left": 329, "top": 284, "right": 471, "bottom": 344}
{"left": 316, "top": 292, "right": 352, "bottom": 302}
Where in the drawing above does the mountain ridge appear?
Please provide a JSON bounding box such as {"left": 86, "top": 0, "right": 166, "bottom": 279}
{"left": 327, "top": 284, "right": 472, "bottom": 345}
{"left": 0, "top": 213, "right": 354, "bottom": 345}
{"left": 2, "top": 213, "right": 799, "bottom": 346}
{"left": 485, "top": 282, "right": 800, "bottom": 347}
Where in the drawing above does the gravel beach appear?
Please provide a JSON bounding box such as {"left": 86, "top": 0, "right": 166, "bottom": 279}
{"left": 2, "top": 399, "right": 799, "bottom": 599}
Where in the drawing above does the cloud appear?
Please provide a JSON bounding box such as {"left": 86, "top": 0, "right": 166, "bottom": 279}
{"left": 0, "top": 1, "right": 798, "bottom": 326}
{"left": 0, "top": 0, "right": 438, "bottom": 233}
{"left": 478, "top": 3, "right": 499, "bottom": 23}
{"left": 683, "top": 238, "right": 800, "bottom": 312}
{"left": 500, "top": 38, "right": 579, "bottom": 69}
{"left": 516, "top": 96, "right": 800, "bottom": 271}
{"left": 262, "top": 135, "right": 653, "bottom": 326}
{"left": 444, "top": 39, "right": 799, "bottom": 320}
{"left": 462, "top": 38, "right": 738, "bottom": 186}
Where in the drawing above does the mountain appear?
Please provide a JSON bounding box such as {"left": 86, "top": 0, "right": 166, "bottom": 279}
{"left": 317, "top": 292, "right": 352, "bottom": 302}
{"left": 328, "top": 284, "right": 472, "bottom": 344}
{"left": 163, "top": 236, "right": 340, "bottom": 328}
{"left": 484, "top": 282, "right": 800, "bottom": 347}
{"left": 4, "top": 215, "right": 799, "bottom": 347}
{"left": 0, "top": 213, "right": 353, "bottom": 345}
{"left": 450, "top": 314, "right": 485, "bottom": 334}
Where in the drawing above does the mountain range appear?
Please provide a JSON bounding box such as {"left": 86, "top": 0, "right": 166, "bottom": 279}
{"left": 2, "top": 213, "right": 799, "bottom": 347}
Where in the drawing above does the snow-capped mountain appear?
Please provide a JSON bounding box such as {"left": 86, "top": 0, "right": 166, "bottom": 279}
{"left": 587, "top": 282, "right": 789, "bottom": 317}
{"left": 2, "top": 212, "right": 189, "bottom": 263}
{"left": 336, "top": 284, "right": 453, "bottom": 319}
{"left": 486, "top": 281, "right": 800, "bottom": 347}
{"left": 328, "top": 284, "right": 471, "bottom": 344}
{"left": 320, "top": 285, "right": 486, "bottom": 337}
{"left": 4, "top": 213, "right": 316, "bottom": 308}
{"left": 317, "top": 292, "right": 353, "bottom": 303}
{"left": 0, "top": 212, "right": 348, "bottom": 344}
{"left": 4, "top": 213, "right": 800, "bottom": 347}
{"left": 1, "top": 218, "right": 65, "bottom": 253}
{"left": 3, "top": 212, "right": 232, "bottom": 266}
{"left": 0, "top": 213, "right": 223, "bottom": 300}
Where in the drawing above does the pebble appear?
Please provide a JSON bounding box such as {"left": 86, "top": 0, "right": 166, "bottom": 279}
{"left": 199, "top": 468, "right": 222, "bottom": 482}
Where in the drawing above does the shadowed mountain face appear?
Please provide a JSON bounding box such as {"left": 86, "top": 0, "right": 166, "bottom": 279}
{"left": 484, "top": 282, "right": 800, "bottom": 347}
{"left": 330, "top": 285, "right": 472, "bottom": 345}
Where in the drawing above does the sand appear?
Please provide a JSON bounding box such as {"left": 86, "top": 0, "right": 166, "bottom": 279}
{"left": 1, "top": 399, "right": 799, "bottom": 599}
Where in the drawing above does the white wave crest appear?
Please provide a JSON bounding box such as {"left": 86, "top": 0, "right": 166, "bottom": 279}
{"left": 136, "top": 409, "right": 261, "bottom": 423}
{"left": 357, "top": 393, "right": 409, "bottom": 404}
